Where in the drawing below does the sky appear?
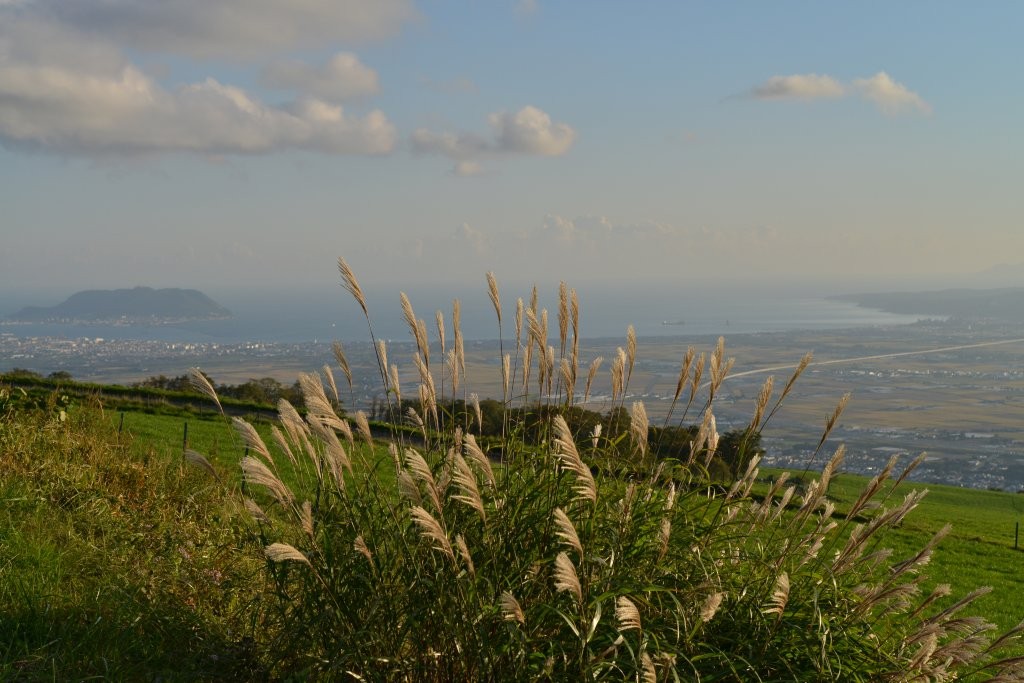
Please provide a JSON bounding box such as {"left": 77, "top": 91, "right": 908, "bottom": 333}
{"left": 2, "top": 1, "right": 1024, "bottom": 298}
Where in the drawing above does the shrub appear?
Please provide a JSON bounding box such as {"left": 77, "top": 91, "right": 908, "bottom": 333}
{"left": 200, "top": 261, "right": 1024, "bottom": 681}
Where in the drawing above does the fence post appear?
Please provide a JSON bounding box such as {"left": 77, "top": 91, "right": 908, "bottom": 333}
{"left": 118, "top": 412, "right": 125, "bottom": 434}
{"left": 1015, "top": 522, "right": 1019, "bottom": 550}
{"left": 183, "top": 421, "right": 189, "bottom": 454}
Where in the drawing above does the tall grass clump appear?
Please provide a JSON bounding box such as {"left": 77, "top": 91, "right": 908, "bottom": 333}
{"left": 206, "top": 259, "right": 1024, "bottom": 681}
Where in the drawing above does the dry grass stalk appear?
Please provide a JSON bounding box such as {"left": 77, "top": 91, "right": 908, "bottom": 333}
{"left": 353, "top": 410, "right": 374, "bottom": 446}
{"left": 390, "top": 364, "right": 402, "bottom": 404}
{"left": 552, "top": 415, "right": 597, "bottom": 503}
{"left": 451, "top": 453, "right": 486, "bottom": 521}
{"left": 501, "top": 591, "right": 526, "bottom": 625}
{"left": 455, "top": 534, "right": 475, "bottom": 577}
{"left": 453, "top": 299, "right": 466, "bottom": 376}
{"left": 611, "top": 348, "right": 625, "bottom": 402}
{"left": 410, "top": 505, "right": 455, "bottom": 561}
{"left": 445, "top": 349, "right": 458, "bottom": 395}
{"left": 750, "top": 374, "right": 774, "bottom": 431}
{"left": 188, "top": 367, "right": 222, "bottom": 413}
{"left": 321, "top": 365, "right": 339, "bottom": 404}
{"left": 764, "top": 572, "right": 790, "bottom": 618}
{"left": 486, "top": 272, "right": 502, "bottom": 324}
{"left": 553, "top": 551, "right": 583, "bottom": 604}
{"left": 502, "top": 353, "right": 511, "bottom": 400}
{"left": 354, "top": 535, "right": 373, "bottom": 562}
{"left": 630, "top": 401, "right": 649, "bottom": 456}
{"left": 277, "top": 398, "right": 308, "bottom": 446}
{"left": 615, "top": 596, "right": 642, "bottom": 632}
{"left": 337, "top": 257, "right": 367, "bottom": 317}
{"left": 470, "top": 393, "right": 482, "bottom": 433}
{"left": 701, "top": 592, "right": 724, "bottom": 623}
{"left": 560, "top": 358, "right": 574, "bottom": 405}
{"left": 331, "top": 341, "right": 354, "bottom": 391}
{"left": 553, "top": 507, "right": 583, "bottom": 556}
{"left": 300, "top": 500, "right": 314, "bottom": 537}
{"left": 545, "top": 345, "right": 556, "bottom": 397}
{"left": 242, "top": 455, "right": 294, "bottom": 507}
{"left": 400, "top": 291, "right": 419, "bottom": 349}
{"left": 673, "top": 347, "right": 696, "bottom": 403}
{"left": 515, "top": 297, "right": 524, "bottom": 350}
{"left": 558, "top": 281, "right": 569, "bottom": 358}
{"left": 570, "top": 288, "right": 579, "bottom": 367}
{"left": 689, "top": 352, "right": 706, "bottom": 405}
{"left": 591, "top": 423, "right": 602, "bottom": 449}
{"left": 377, "top": 340, "right": 389, "bottom": 383}
{"left": 625, "top": 325, "right": 637, "bottom": 389}
{"left": 846, "top": 453, "right": 900, "bottom": 521}
{"left": 270, "top": 424, "right": 298, "bottom": 469}
{"left": 184, "top": 449, "right": 220, "bottom": 482}
{"left": 584, "top": 356, "right": 602, "bottom": 403}
{"left": 435, "top": 310, "right": 445, "bottom": 354}
{"left": 244, "top": 498, "right": 269, "bottom": 523}
{"left": 265, "top": 542, "right": 310, "bottom": 565}
{"left": 232, "top": 417, "right": 273, "bottom": 464}
{"left": 405, "top": 447, "right": 443, "bottom": 513}
{"left": 464, "top": 433, "right": 496, "bottom": 489}
{"left": 658, "top": 518, "right": 671, "bottom": 561}
{"left": 417, "top": 318, "right": 430, "bottom": 366}
{"left": 641, "top": 654, "right": 656, "bottom": 683}
{"left": 398, "top": 470, "right": 422, "bottom": 506}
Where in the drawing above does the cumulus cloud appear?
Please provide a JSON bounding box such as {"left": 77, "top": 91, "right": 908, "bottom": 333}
{"left": 853, "top": 71, "right": 932, "bottom": 116}
{"left": 751, "top": 74, "right": 845, "bottom": 100}
{"left": 0, "top": 15, "right": 396, "bottom": 157}
{"left": 36, "top": 0, "right": 417, "bottom": 60}
{"left": 412, "top": 106, "right": 575, "bottom": 174}
{"left": 456, "top": 223, "right": 488, "bottom": 253}
{"left": 262, "top": 52, "right": 379, "bottom": 101}
{"left": 748, "top": 71, "right": 930, "bottom": 116}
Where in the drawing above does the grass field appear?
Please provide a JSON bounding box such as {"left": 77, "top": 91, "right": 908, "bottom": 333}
{"left": 5, "top": 391, "right": 1024, "bottom": 679}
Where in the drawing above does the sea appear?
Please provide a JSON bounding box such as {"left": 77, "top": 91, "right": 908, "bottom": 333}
{"left": 0, "top": 282, "right": 927, "bottom": 346}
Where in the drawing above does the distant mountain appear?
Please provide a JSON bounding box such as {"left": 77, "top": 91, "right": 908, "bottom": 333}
{"left": 832, "top": 287, "right": 1024, "bottom": 321}
{"left": 8, "top": 287, "right": 232, "bottom": 323}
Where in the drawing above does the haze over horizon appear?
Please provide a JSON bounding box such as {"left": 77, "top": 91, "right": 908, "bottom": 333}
{"left": 2, "top": 2, "right": 1023, "bottom": 295}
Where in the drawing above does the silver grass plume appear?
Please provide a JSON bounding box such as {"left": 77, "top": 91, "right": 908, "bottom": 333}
{"left": 451, "top": 453, "right": 486, "bottom": 521}
{"left": 244, "top": 498, "right": 269, "bottom": 524}
{"left": 232, "top": 417, "right": 273, "bottom": 464}
{"left": 332, "top": 341, "right": 353, "bottom": 391}
{"left": 486, "top": 271, "right": 501, "bottom": 324}
{"left": 615, "top": 596, "right": 642, "bottom": 632}
{"left": 553, "top": 551, "right": 582, "bottom": 604}
{"left": 184, "top": 449, "right": 220, "bottom": 482}
{"left": 322, "top": 364, "right": 339, "bottom": 404}
{"left": 584, "top": 356, "right": 602, "bottom": 403}
{"left": 405, "top": 448, "right": 443, "bottom": 513}
{"left": 353, "top": 410, "right": 373, "bottom": 446}
{"left": 300, "top": 500, "right": 314, "bottom": 537}
{"left": 464, "top": 433, "right": 496, "bottom": 489}
{"left": 188, "top": 367, "right": 222, "bottom": 413}
{"left": 410, "top": 505, "right": 455, "bottom": 561}
{"left": 552, "top": 415, "right": 597, "bottom": 502}
{"left": 470, "top": 392, "right": 482, "bottom": 433}
{"left": 764, "top": 572, "right": 790, "bottom": 619}
{"left": 337, "top": 257, "right": 368, "bottom": 317}
{"left": 390, "top": 364, "right": 402, "bottom": 404}
{"left": 354, "top": 535, "right": 373, "bottom": 562}
{"left": 701, "top": 593, "right": 724, "bottom": 623}
{"left": 558, "top": 281, "right": 569, "bottom": 358}
{"left": 630, "top": 401, "right": 649, "bottom": 456}
{"left": 265, "top": 542, "right": 310, "bottom": 565}
{"left": 501, "top": 591, "right": 526, "bottom": 625}
{"left": 553, "top": 507, "right": 583, "bottom": 556}
{"left": 455, "top": 534, "right": 475, "bottom": 577}
{"left": 241, "top": 456, "right": 294, "bottom": 507}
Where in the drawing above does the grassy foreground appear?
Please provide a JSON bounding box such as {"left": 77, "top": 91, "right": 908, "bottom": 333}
{"left": 5, "top": 265, "right": 1024, "bottom": 680}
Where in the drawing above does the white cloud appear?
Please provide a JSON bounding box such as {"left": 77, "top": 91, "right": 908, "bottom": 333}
{"left": 748, "top": 71, "right": 931, "bottom": 116}
{"left": 489, "top": 106, "right": 576, "bottom": 156}
{"left": 37, "top": 0, "right": 417, "bottom": 59}
{"left": 853, "top": 71, "right": 932, "bottom": 116}
{"left": 751, "top": 74, "right": 845, "bottom": 100}
{"left": 0, "top": 16, "right": 396, "bottom": 157}
{"left": 412, "top": 106, "right": 575, "bottom": 174}
{"left": 262, "top": 52, "right": 379, "bottom": 101}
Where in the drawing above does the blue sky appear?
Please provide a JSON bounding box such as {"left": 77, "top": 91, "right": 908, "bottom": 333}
{"left": 2, "top": 1, "right": 1023, "bottom": 295}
